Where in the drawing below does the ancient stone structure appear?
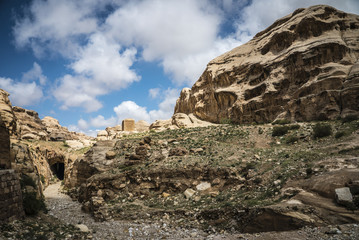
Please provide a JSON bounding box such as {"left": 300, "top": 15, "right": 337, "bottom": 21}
{"left": 175, "top": 5, "right": 359, "bottom": 123}
{"left": 122, "top": 119, "right": 135, "bottom": 131}
{"left": 0, "top": 170, "right": 24, "bottom": 221}
{"left": 0, "top": 118, "right": 11, "bottom": 169}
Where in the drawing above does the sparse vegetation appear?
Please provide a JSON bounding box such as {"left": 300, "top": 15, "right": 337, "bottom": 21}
{"left": 313, "top": 123, "right": 332, "bottom": 139}
{"left": 22, "top": 192, "right": 46, "bottom": 215}
{"left": 272, "top": 119, "right": 291, "bottom": 125}
{"left": 341, "top": 114, "right": 359, "bottom": 123}
{"left": 272, "top": 126, "right": 289, "bottom": 136}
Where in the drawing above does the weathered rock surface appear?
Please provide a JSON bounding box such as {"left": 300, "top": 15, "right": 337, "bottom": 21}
{"left": 175, "top": 5, "right": 359, "bottom": 123}
{"left": 13, "top": 106, "right": 48, "bottom": 140}
{"left": 149, "top": 113, "right": 215, "bottom": 131}
{"left": 0, "top": 89, "right": 18, "bottom": 137}
{"left": 0, "top": 118, "right": 10, "bottom": 169}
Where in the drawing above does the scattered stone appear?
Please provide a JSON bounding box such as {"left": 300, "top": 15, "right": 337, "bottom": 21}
{"left": 274, "top": 180, "right": 281, "bottom": 186}
{"left": 325, "top": 227, "right": 342, "bottom": 235}
{"left": 184, "top": 188, "right": 196, "bottom": 199}
{"left": 162, "top": 192, "right": 170, "bottom": 198}
{"left": 75, "top": 224, "right": 90, "bottom": 233}
{"left": 105, "top": 150, "right": 116, "bottom": 160}
{"left": 169, "top": 147, "right": 188, "bottom": 156}
{"left": 196, "top": 182, "right": 211, "bottom": 191}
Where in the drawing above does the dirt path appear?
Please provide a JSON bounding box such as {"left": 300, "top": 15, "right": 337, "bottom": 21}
{"left": 43, "top": 182, "right": 228, "bottom": 239}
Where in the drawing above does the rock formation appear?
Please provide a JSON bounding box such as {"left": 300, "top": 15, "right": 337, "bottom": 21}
{"left": 175, "top": 5, "right": 359, "bottom": 123}
{"left": 96, "top": 120, "right": 151, "bottom": 140}
{"left": 0, "top": 89, "right": 18, "bottom": 137}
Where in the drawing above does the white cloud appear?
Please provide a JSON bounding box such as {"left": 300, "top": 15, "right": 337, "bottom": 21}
{"left": 0, "top": 77, "right": 43, "bottom": 106}
{"left": 149, "top": 88, "right": 160, "bottom": 99}
{"left": 113, "top": 88, "right": 180, "bottom": 124}
{"left": 22, "top": 62, "right": 47, "bottom": 85}
{"left": 77, "top": 119, "right": 89, "bottom": 130}
{"left": 104, "top": 0, "right": 241, "bottom": 85}
{"left": 90, "top": 115, "right": 117, "bottom": 128}
{"left": 114, "top": 101, "right": 151, "bottom": 123}
{"left": 53, "top": 33, "right": 140, "bottom": 112}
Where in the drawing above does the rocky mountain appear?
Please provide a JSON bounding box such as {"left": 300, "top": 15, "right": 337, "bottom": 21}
{"left": 175, "top": 5, "right": 359, "bottom": 124}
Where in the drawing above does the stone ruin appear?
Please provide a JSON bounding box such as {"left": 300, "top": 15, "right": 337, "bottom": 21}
{"left": 0, "top": 118, "right": 24, "bottom": 221}
{"left": 122, "top": 118, "right": 135, "bottom": 132}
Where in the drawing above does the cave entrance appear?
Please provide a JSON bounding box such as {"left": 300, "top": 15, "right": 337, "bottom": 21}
{"left": 51, "top": 163, "right": 64, "bottom": 180}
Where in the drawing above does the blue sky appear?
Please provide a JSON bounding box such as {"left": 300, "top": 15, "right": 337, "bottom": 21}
{"left": 1, "top": 0, "right": 358, "bottom": 136}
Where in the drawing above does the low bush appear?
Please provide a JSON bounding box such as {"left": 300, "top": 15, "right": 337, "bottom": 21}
{"left": 22, "top": 192, "right": 46, "bottom": 215}
{"left": 288, "top": 124, "right": 300, "bottom": 130}
{"left": 341, "top": 114, "right": 358, "bottom": 123}
{"left": 272, "top": 119, "right": 291, "bottom": 125}
{"left": 313, "top": 123, "right": 332, "bottom": 139}
{"left": 20, "top": 174, "right": 37, "bottom": 188}
{"left": 335, "top": 131, "right": 346, "bottom": 139}
{"left": 286, "top": 135, "right": 299, "bottom": 144}
{"left": 272, "top": 126, "right": 289, "bottom": 136}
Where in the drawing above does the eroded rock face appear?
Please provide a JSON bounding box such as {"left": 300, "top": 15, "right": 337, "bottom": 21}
{"left": 13, "top": 106, "right": 48, "bottom": 140}
{"left": 0, "top": 89, "right": 18, "bottom": 137}
{"left": 175, "top": 5, "right": 359, "bottom": 123}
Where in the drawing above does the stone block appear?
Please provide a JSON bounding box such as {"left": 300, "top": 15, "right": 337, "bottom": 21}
{"left": 335, "top": 187, "right": 354, "bottom": 208}
{"left": 122, "top": 119, "right": 135, "bottom": 132}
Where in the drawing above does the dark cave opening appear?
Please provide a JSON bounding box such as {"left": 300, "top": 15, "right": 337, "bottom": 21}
{"left": 51, "top": 163, "right": 64, "bottom": 180}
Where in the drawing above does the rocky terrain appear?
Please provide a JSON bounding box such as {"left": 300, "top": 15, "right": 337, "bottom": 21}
{"left": 175, "top": 5, "right": 359, "bottom": 124}
{"left": 1, "top": 4, "right": 359, "bottom": 240}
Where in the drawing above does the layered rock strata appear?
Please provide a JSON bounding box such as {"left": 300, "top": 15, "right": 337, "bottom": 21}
{"left": 175, "top": 5, "right": 359, "bottom": 123}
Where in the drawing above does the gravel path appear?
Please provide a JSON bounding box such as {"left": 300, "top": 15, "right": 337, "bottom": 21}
{"left": 43, "top": 182, "right": 229, "bottom": 239}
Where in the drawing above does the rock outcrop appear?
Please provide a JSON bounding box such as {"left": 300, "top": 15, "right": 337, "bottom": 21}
{"left": 175, "top": 5, "right": 359, "bottom": 123}
{"left": 149, "top": 113, "right": 215, "bottom": 131}
{"left": 0, "top": 89, "right": 18, "bottom": 137}
{"left": 96, "top": 120, "right": 151, "bottom": 140}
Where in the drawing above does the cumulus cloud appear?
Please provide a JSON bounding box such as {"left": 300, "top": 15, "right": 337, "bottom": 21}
{"left": 105, "top": 0, "right": 241, "bottom": 85}
{"left": 53, "top": 34, "right": 140, "bottom": 112}
{"left": 89, "top": 115, "right": 117, "bottom": 128}
{"left": 0, "top": 77, "right": 43, "bottom": 106}
{"left": 149, "top": 88, "right": 160, "bottom": 99}
{"left": 22, "top": 62, "right": 47, "bottom": 85}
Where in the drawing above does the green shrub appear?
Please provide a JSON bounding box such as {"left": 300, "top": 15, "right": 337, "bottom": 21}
{"left": 272, "top": 119, "right": 291, "bottom": 125}
{"left": 22, "top": 192, "right": 46, "bottom": 215}
{"left": 20, "top": 174, "right": 37, "bottom": 188}
{"left": 220, "top": 118, "right": 232, "bottom": 124}
{"left": 341, "top": 114, "right": 358, "bottom": 123}
{"left": 313, "top": 123, "right": 332, "bottom": 139}
{"left": 335, "top": 131, "right": 346, "bottom": 139}
{"left": 288, "top": 124, "right": 300, "bottom": 130}
{"left": 272, "top": 126, "right": 289, "bottom": 136}
{"left": 286, "top": 135, "right": 299, "bottom": 144}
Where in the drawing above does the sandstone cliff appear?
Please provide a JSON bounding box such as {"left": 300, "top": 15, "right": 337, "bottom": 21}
{"left": 175, "top": 5, "right": 359, "bottom": 123}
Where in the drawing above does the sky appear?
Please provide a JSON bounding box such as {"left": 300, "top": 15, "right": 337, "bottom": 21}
{"left": 1, "top": 0, "right": 359, "bottom": 137}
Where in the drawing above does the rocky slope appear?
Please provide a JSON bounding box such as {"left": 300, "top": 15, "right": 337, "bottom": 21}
{"left": 175, "top": 5, "right": 359, "bottom": 124}
{"left": 67, "top": 118, "right": 359, "bottom": 233}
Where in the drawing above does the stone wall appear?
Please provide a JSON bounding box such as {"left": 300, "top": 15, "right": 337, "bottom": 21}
{"left": 0, "top": 169, "right": 24, "bottom": 221}
{"left": 0, "top": 118, "right": 11, "bottom": 169}
{"left": 122, "top": 119, "right": 135, "bottom": 132}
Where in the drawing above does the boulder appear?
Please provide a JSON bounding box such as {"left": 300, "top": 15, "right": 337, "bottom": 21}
{"left": 174, "top": 5, "right": 359, "bottom": 123}
{"left": 335, "top": 187, "right": 354, "bottom": 208}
